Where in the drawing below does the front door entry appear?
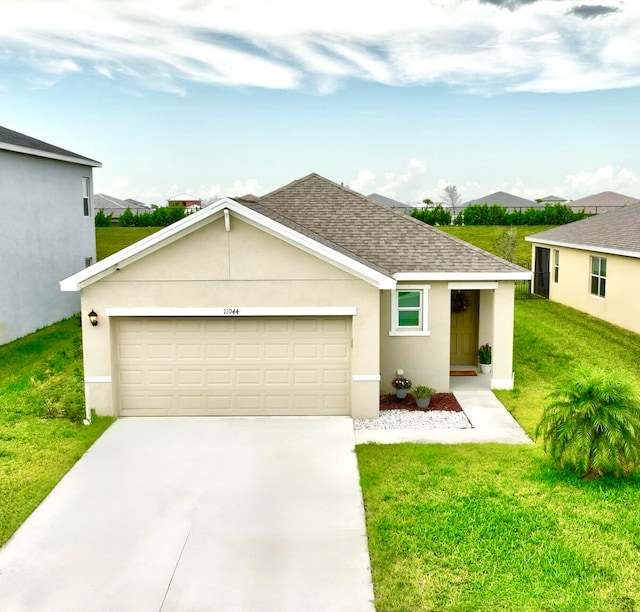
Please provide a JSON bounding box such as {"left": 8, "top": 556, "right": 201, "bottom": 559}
{"left": 450, "top": 290, "right": 479, "bottom": 365}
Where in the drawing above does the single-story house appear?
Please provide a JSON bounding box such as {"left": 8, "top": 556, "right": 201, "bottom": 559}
{"left": 367, "top": 193, "right": 413, "bottom": 213}
{"left": 526, "top": 203, "right": 640, "bottom": 334}
{"left": 539, "top": 195, "right": 567, "bottom": 204}
{"left": 61, "top": 173, "right": 530, "bottom": 419}
{"left": 0, "top": 124, "right": 100, "bottom": 345}
{"left": 168, "top": 193, "right": 202, "bottom": 211}
{"left": 566, "top": 191, "right": 639, "bottom": 215}
{"left": 461, "top": 191, "right": 539, "bottom": 214}
{"left": 94, "top": 193, "right": 149, "bottom": 219}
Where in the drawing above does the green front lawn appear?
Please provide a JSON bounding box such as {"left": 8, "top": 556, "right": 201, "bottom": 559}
{"left": 359, "top": 299, "right": 640, "bottom": 611}
{"left": 0, "top": 318, "right": 112, "bottom": 546}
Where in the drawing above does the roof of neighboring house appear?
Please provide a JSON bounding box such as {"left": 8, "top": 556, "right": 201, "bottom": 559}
{"left": 94, "top": 194, "right": 149, "bottom": 216}
{"left": 539, "top": 194, "right": 567, "bottom": 202}
{"left": 367, "top": 193, "right": 412, "bottom": 210}
{"left": 0, "top": 125, "right": 101, "bottom": 167}
{"left": 61, "top": 173, "right": 530, "bottom": 292}
{"left": 125, "top": 198, "right": 149, "bottom": 208}
{"left": 168, "top": 193, "right": 201, "bottom": 202}
{"left": 567, "top": 191, "right": 640, "bottom": 212}
{"left": 526, "top": 202, "right": 640, "bottom": 258}
{"left": 463, "top": 191, "right": 538, "bottom": 209}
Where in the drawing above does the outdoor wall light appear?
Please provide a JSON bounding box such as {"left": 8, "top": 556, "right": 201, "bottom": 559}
{"left": 88, "top": 310, "right": 99, "bottom": 327}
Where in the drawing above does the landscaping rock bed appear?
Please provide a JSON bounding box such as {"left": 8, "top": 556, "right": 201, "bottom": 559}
{"left": 354, "top": 393, "right": 472, "bottom": 430}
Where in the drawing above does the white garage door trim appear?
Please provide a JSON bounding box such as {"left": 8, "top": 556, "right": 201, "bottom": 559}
{"left": 115, "top": 316, "right": 352, "bottom": 417}
{"left": 106, "top": 306, "right": 357, "bottom": 317}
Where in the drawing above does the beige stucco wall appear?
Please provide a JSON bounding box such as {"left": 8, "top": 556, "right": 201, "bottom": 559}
{"left": 80, "top": 216, "right": 380, "bottom": 418}
{"left": 379, "top": 281, "right": 516, "bottom": 393}
{"left": 532, "top": 243, "right": 640, "bottom": 335}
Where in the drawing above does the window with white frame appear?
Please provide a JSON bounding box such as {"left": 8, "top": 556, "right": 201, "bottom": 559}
{"left": 553, "top": 249, "right": 559, "bottom": 283}
{"left": 390, "top": 286, "right": 430, "bottom": 336}
{"left": 82, "top": 177, "right": 90, "bottom": 217}
{"left": 590, "top": 256, "right": 606, "bottom": 298}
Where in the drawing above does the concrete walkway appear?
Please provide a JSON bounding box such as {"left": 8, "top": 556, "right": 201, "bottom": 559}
{"left": 0, "top": 418, "right": 375, "bottom": 612}
{"left": 355, "top": 374, "right": 532, "bottom": 445}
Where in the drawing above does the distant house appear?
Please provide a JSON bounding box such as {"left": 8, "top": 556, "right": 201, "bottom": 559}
{"left": 539, "top": 195, "right": 567, "bottom": 204}
{"left": 526, "top": 203, "right": 640, "bottom": 335}
{"left": 168, "top": 193, "right": 202, "bottom": 211}
{"left": 367, "top": 193, "right": 413, "bottom": 213}
{"left": 461, "top": 191, "right": 539, "bottom": 214}
{"left": 0, "top": 125, "right": 101, "bottom": 345}
{"left": 94, "top": 194, "right": 149, "bottom": 219}
{"left": 567, "top": 191, "right": 639, "bottom": 215}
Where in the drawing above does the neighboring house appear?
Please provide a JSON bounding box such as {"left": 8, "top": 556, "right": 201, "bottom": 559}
{"left": 168, "top": 193, "right": 202, "bottom": 211}
{"left": 61, "top": 173, "right": 529, "bottom": 419}
{"left": 94, "top": 193, "right": 149, "bottom": 219}
{"left": 539, "top": 195, "right": 567, "bottom": 204}
{"left": 566, "top": 191, "right": 639, "bottom": 215}
{"left": 461, "top": 191, "right": 539, "bottom": 214}
{"left": 367, "top": 193, "right": 413, "bottom": 213}
{"left": 526, "top": 203, "right": 640, "bottom": 334}
{"left": 0, "top": 125, "right": 100, "bottom": 345}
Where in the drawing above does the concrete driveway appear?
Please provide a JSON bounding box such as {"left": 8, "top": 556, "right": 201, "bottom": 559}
{"left": 0, "top": 417, "right": 374, "bottom": 612}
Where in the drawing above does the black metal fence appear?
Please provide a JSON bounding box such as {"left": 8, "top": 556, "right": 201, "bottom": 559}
{"left": 514, "top": 261, "right": 544, "bottom": 300}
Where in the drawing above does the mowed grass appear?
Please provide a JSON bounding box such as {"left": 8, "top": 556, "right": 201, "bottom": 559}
{"left": 439, "top": 225, "right": 554, "bottom": 265}
{"left": 0, "top": 317, "right": 113, "bottom": 546}
{"left": 96, "top": 226, "right": 161, "bottom": 260}
{"left": 359, "top": 299, "right": 640, "bottom": 611}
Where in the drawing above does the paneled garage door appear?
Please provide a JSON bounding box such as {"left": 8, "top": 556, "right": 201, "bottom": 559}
{"left": 115, "top": 317, "right": 351, "bottom": 416}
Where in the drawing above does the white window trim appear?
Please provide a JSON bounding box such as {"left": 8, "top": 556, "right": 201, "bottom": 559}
{"left": 590, "top": 256, "right": 606, "bottom": 299}
{"left": 82, "top": 177, "right": 91, "bottom": 217}
{"left": 389, "top": 285, "right": 431, "bottom": 337}
{"left": 553, "top": 249, "right": 559, "bottom": 284}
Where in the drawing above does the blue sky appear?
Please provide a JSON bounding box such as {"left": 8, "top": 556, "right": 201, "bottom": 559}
{"left": 1, "top": 0, "right": 638, "bottom": 205}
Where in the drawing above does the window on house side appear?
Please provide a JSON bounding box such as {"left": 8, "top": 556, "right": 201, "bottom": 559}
{"left": 553, "top": 249, "right": 559, "bottom": 283}
{"left": 389, "top": 286, "right": 431, "bottom": 336}
{"left": 590, "top": 256, "right": 606, "bottom": 298}
{"left": 82, "top": 177, "right": 90, "bottom": 217}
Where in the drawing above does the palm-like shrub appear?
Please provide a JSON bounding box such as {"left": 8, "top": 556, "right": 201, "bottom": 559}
{"left": 536, "top": 368, "right": 640, "bottom": 478}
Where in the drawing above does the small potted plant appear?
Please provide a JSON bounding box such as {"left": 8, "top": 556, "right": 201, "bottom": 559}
{"left": 478, "top": 343, "right": 492, "bottom": 374}
{"left": 413, "top": 385, "right": 435, "bottom": 409}
{"left": 391, "top": 374, "right": 412, "bottom": 399}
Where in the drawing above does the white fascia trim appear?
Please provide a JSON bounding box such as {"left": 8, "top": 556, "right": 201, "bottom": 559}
{"left": 0, "top": 142, "right": 102, "bottom": 167}
{"left": 352, "top": 374, "right": 381, "bottom": 382}
{"left": 233, "top": 203, "right": 395, "bottom": 289}
{"left": 526, "top": 238, "right": 640, "bottom": 260}
{"left": 448, "top": 281, "right": 499, "bottom": 290}
{"left": 388, "top": 330, "right": 431, "bottom": 337}
{"left": 105, "top": 307, "right": 358, "bottom": 317}
{"left": 60, "top": 199, "right": 237, "bottom": 291}
{"left": 60, "top": 198, "right": 396, "bottom": 291}
{"left": 394, "top": 272, "right": 531, "bottom": 281}
{"left": 85, "top": 376, "right": 112, "bottom": 383}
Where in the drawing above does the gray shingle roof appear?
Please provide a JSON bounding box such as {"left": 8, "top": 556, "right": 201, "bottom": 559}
{"left": 527, "top": 202, "right": 640, "bottom": 255}
{"left": 540, "top": 195, "right": 566, "bottom": 202}
{"left": 463, "top": 191, "right": 538, "bottom": 209}
{"left": 568, "top": 191, "right": 640, "bottom": 213}
{"left": 244, "top": 173, "right": 525, "bottom": 275}
{"left": 0, "top": 125, "right": 100, "bottom": 165}
{"left": 367, "top": 193, "right": 412, "bottom": 211}
{"left": 94, "top": 194, "right": 149, "bottom": 218}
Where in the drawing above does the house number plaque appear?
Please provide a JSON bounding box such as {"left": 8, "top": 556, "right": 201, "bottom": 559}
{"left": 223, "top": 308, "right": 240, "bottom": 315}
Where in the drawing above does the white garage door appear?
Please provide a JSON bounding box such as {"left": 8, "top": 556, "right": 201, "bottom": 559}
{"left": 115, "top": 317, "right": 351, "bottom": 416}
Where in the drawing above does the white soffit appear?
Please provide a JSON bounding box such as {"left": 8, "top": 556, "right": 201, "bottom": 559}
{"left": 0, "top": 142, "right": 102, "bottom": 167}
{"left": 526, "top": 238, "right": 640, "bottom": 260}
{"left": 394, "top": 272, "right": 531, "bottom": 281}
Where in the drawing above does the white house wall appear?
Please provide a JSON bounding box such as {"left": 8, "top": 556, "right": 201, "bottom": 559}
{"left": 80, "top": 217, "right": 380, "bottom": 418}
{"left": 532, "top": 243, "right": 640, "bottom": 335}
{"left": 0, "top": 150, "right": 96, "bottom": 344}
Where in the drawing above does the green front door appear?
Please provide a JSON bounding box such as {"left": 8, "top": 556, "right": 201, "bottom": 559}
{"left": 450, "top": 290, "right": 479, "bottom": 365}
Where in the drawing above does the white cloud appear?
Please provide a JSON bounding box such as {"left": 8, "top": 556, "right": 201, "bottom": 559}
{"left": 0, "top": 0, "right": 636, "bottom": 95}
{"left": 349, "top": 169, "right": 376, "bottom": 193}
{"left": 563, "top": 164, "right": 640, "bottom": 198}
